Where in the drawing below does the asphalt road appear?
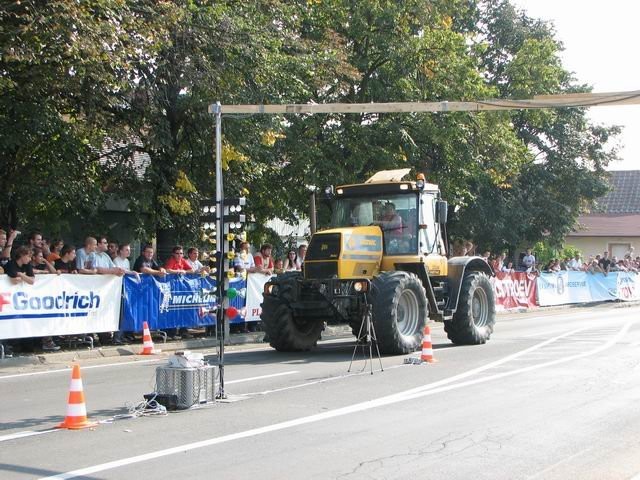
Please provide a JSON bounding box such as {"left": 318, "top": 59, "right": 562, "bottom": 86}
{"left": 1, "top": 303, "right": 640, "bottom": 480}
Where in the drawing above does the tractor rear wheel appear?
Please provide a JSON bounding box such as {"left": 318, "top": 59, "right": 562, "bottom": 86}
{"left": 370, "top": 271, "right": 428, "bottom": 354}
{"left": 445, "top": 271, "right": 495, "bottom": 344}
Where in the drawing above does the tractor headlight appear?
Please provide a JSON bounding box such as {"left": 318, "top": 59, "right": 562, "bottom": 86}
{"left": 353, "top": 281, "right": 368, "bottom": 293}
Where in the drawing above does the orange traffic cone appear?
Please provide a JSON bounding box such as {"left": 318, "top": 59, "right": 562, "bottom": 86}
{"left": 420, "top": 325, "right": 437, "bottom": 363}
{"left": 57, "top": 364, "right": 97, "bottom": 430}
{"left": 140, "top": 321, "right": 157, "bottom": 355}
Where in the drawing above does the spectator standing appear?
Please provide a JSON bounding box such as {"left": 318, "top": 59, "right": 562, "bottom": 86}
{"left": 491, "top": 253, "right": 505, "bottom": 273}
{"left": 233, "top": 241, "right": 256, "bottom": 273}
{"left": 598, "top": 251, "right": 612, "bottom": 275}
{"left": 481, "top": 251, "right": 491, "bottom": 263}
{"left": 164, "top": 245, "right": 194, "bottom": 274}
{"left": 522, "top": 248, "right": 536, "bottom": 272}
{"left": 274, "top": 258, "right": 284, "bottom": 274}
{"left": 107, "top": 241, "right": 119, "bottom": 260}
{"left": 54, "top": 245, "right": 78, "bottom": 273}
{"left": 295, "top": 244, "right": 307, "bottom": 269}
{"left": 6, "top": 246, "right": 60, "bottom": 351}
{"left": 46, "top": 239, "right": 64, "bottom": 263}
{"left": 464, "top": 240, "right": 476, "bottom": 256}
{"left": 133, "top": 245, "right": 167, "bottom": 276}
{"left": 567, "top": 254, "right": 582, "bottom": 271}
{"left": 283, "top": 250, "right": 299, "bottom": 271}
{"left": 0, "top": 228, "right": 19, "bottom": 271}
{"left": 31, "top": 247, "right": 58, "bottom": 274}
{"left": 94, "top": 236, "right": 125, "bottom": 275}
{"left": 502, "top": 261, "right": 515, "bottom": 273}
{"left": 28, "top": 231, "right": 43, "bottom": 250}
{"left": 587, "top": 258, "right": 604, "bottom": 274}
{"left": 76, "top": 237, "right": 98, "bottom": 274}
{"left": 185, "top": 247, "right": 209, "bottom": 273}
{"left": 113, "top": 243, "right": 139, "bottom": 276}
{"left": 254, "top": 244, "right": 274, "bottom": 275}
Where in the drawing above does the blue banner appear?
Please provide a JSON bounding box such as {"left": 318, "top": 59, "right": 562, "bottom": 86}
{"left": 121, "top": 274, "right": 249, "bottom": 331}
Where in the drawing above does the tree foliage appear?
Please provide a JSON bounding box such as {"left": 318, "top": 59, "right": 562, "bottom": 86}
{"left": 0, "top": 0, "right": 619, "bottom": 252}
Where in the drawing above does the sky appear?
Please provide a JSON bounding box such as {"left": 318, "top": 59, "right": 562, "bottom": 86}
{"left": 510, "top": 0, "right": 640, "bottom": 171}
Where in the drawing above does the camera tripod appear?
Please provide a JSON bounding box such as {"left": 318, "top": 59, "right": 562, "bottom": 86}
{"left": 348, "top": 296, "right": 384, "bottom": 375}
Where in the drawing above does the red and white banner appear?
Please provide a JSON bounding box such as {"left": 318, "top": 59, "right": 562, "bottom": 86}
{"left": 492, "top": 272, "right": 538, "bottom": 310}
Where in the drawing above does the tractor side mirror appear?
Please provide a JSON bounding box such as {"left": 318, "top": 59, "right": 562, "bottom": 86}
{"left": 436, "top": 200, "right": 448, "bottom": 224}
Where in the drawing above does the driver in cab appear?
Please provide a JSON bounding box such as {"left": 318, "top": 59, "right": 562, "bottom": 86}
{"left": 374, "top": 202, "right": 403, "bottom": 235}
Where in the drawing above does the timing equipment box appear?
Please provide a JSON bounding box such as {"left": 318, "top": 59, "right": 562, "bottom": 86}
{"left": 155, "top": 365, "right": 216, "bottom": 409}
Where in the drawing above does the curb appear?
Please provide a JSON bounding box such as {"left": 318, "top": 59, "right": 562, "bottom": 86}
{"left": 0, "top": 325, "right": 353, "bottom": 366}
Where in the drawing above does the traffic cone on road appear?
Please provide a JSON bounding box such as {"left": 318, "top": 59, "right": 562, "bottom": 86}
{"left": 140, "top": 321, "right": 157, "bottom": 355}
{"left": 57, "top": 364, "right": 97, "bottom": 430}
{"left": 420, "top": 325, "right": 437, "bottom": 364}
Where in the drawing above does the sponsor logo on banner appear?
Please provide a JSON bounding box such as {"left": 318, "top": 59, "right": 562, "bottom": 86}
{"left": 0, "top": 289, "right": 101, "bottom": 319}
{"left": 159, "top": 289, "right": 215, "bottom": 313}
{"left": 0, "top": 275, "right": 122, "bottom": 340}
{"left": 617, "top": 273, "right": 639, "bottom": 301}
{"left": 492, "top": 272, "right": 537, "bottom": 310}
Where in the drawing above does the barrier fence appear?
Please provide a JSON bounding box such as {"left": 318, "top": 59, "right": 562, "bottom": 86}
{"left": 1, "top": 271, "right": 638, "bottom": 340}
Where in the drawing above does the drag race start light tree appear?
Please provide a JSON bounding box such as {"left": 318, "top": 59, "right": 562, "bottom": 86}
{"left": 199, "top": 195, "right": 246, "bottom": 399}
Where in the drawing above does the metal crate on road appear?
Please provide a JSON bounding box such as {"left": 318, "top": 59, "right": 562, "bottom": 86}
{"left": 155, "top": 365, "right": 216, "bottom": 409}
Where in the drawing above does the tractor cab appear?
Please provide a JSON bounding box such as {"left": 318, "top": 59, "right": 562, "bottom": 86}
{"left": 324, "top": 168, "right": 449, "bottom": 276}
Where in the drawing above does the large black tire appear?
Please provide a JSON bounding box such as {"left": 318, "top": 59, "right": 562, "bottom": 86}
{"left": 260, "top": 274, "right": 324, "bottom": 352}
{"left": 445, "top": 271, "right": 495, "bottom": 344}
{"left": 370, "top": 271, "right": 428, "bottom": 355}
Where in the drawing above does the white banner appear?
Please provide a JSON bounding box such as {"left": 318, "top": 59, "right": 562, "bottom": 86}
{"left": 536, "top": 271, "right": 592, "bottom": 306}
{"left": 245, "top": 274, "right": 274, "bottom": 322}
{"left": 0, "top": 274, "right": 123, "bottom": 339}
{"left": 537, "top": 271, "right": 639, "bottom": 306}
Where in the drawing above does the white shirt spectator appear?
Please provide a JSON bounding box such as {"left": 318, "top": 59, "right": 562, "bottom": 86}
{"left": 567, "top": 257, "right": 582, "bottom": 271}
{"left": 234, "top": 251, "right": 255, "bottom": 270}
{"left": 113, "top": 256, "right": 131, "bottom": 270}
{"left": 186, "top": 258, "right": 204, "bottom": 271}
{"left": 522, "top": 253, "right": 536, "bottom": 269}
{"left": 94, "top": 251, "right": 115, "bottom": 269}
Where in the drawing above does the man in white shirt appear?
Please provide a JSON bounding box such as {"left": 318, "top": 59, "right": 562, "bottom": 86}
{"left": 567, "top": 253, "right": 582, "bottom": 271}
{"left": 234, "top": 241, "right": 257, "bottom": 273}
{"left": 94, "top": 236, "right": 125, "bottom": 275}
{"left": 295, "top": 244, "right": 307, "bottom": 269}
{"left": 522, "top": 248, "right": 536, "bottom": 272}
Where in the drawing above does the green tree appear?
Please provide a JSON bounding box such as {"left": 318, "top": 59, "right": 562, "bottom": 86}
{"left": 453, "top": 0, "right": 618, "bottom": 252}
{"left": 0, "top": 0, "right": 138, "bottom": 234}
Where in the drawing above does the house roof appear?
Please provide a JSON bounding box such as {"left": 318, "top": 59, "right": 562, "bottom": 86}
{"left": 593, "top": 170, "right": 640, "bottom": 214}
{"left": 568, "top": 214, "right": 640, "bottom": 237}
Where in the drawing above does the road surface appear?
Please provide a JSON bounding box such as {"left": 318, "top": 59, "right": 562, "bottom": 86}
{"left": 1, "top": 303, "right": 639, "bottom": 479}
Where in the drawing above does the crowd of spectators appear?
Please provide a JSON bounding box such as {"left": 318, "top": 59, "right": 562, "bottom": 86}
{"left": 0, "top": 228, "right": 309, "bottom": 357}
{"left": 479, "top": 245, "right": 640, "bottom": 276}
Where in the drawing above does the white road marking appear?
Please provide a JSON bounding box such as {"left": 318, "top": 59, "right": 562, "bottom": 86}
{"left": 0, "top": 358, "right": 163, "bottom": 380}
{"left": 0, "top": 344, "right": 280, "bottom": 381}
{"left": 244, "top": 365, "right": 406, "bottom": 396}
{"left": 225, "top": 371, "right": 299, "bottom": 384}
{"left": 0, "top": 429, "right": 58, "bottom": 443}
{"left": 40, "top": 320, "right": 634, "bottom": 480}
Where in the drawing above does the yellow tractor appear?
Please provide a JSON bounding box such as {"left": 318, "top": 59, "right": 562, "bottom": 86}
{"left": 261, "top": 169, "right": 495, "bottom": 354}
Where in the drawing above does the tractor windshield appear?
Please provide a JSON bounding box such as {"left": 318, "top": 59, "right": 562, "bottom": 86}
{"left": 331, "top": 193, "right": 418, "bottom": 254}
